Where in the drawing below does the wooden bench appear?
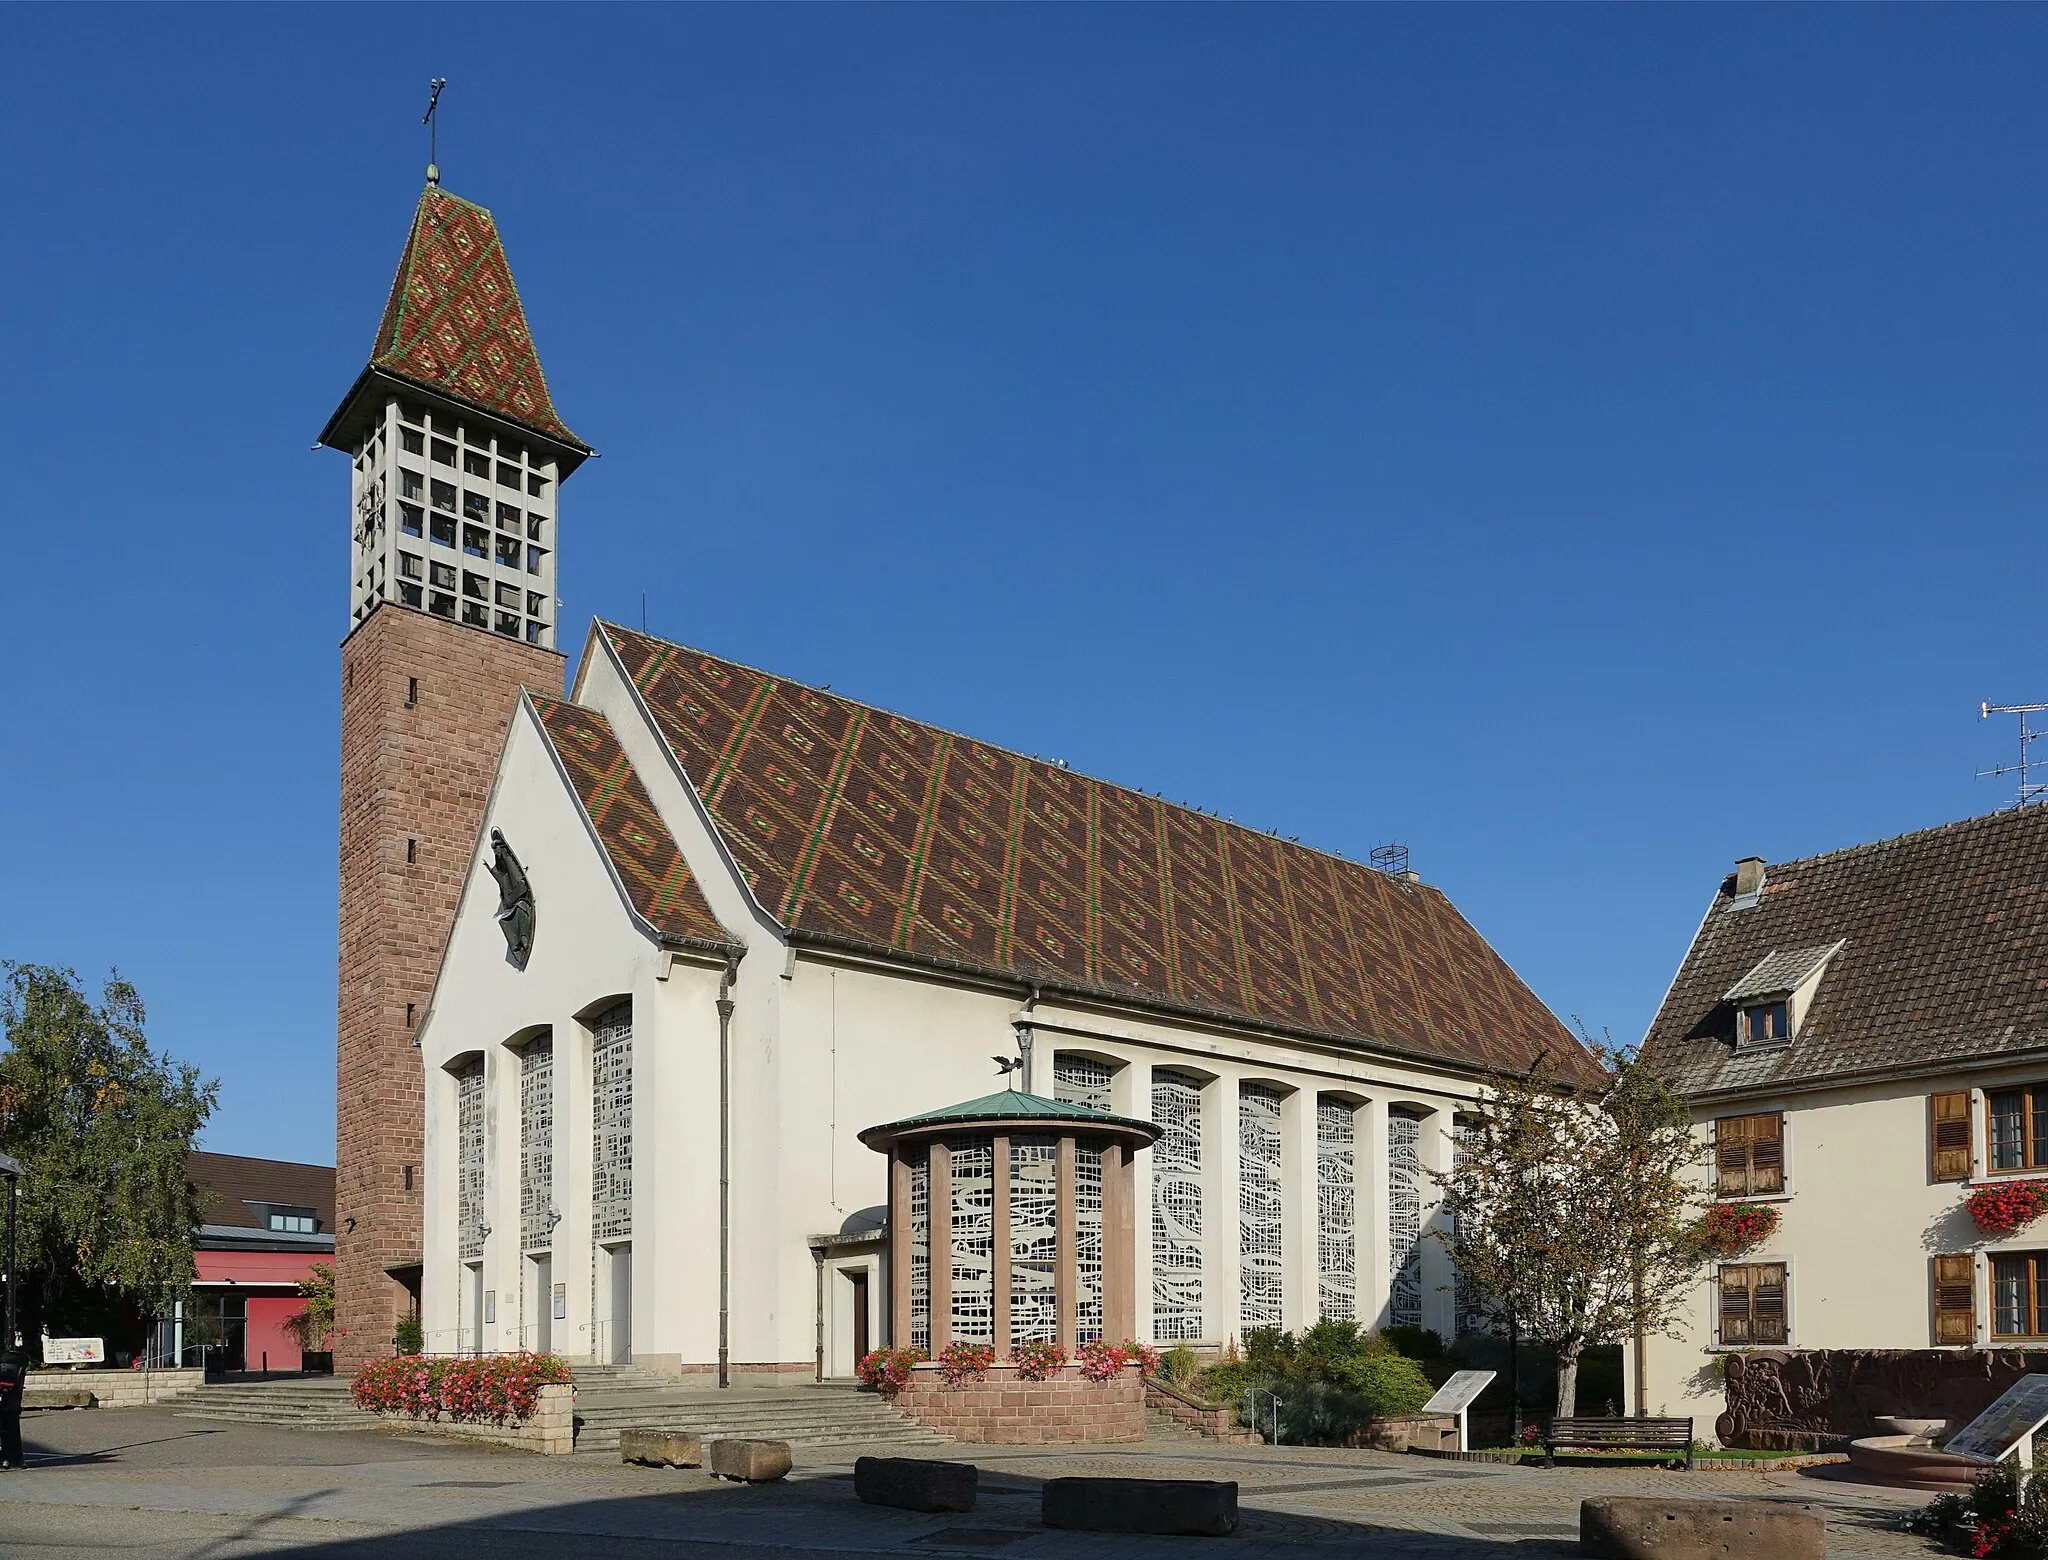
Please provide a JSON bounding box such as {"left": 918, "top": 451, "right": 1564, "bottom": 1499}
{"left": 1543, "top": 1416, "right": 1694, "bottom": 1469}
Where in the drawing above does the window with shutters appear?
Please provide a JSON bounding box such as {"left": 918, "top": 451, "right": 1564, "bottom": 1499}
{"left": 1933, "top": 1254, "right": 1977, "bottom": 1345}
{"left": 1987, "top": 1087, "right": 2048, "bottom": 1173}
{"left": 1714, "top": 1113, "right": 1785, "bottom": 1197}
{"left": 1931, "top": 1092, "right": 1974, "bottom": 1183}
{"left": 1992, "top": 1252, "right": 2048, "bottom": 1339}
{"left": 1718, "top": 1262, "right": 1788, "bottom": 1345}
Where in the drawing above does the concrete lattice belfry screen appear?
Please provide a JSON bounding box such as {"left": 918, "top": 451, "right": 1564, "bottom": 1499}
{"left": 1053, "top": 1055, "right": 1114, "bottom": 1112}
{"left": 1151, "top": 1070, "right": 1204, "bottom": 1340}
{"left": 1317, "top": 1098, "right": 1357, "bottom": 1322}
{"left": 1240, "top": 1083, "right": 1285, "bottom": 1330}
{"left": 1075, "top": 1142, "right": 1105, "bottom": 1342}
{"left": 1388, "top": 1107, "right": 1425, "bottom": 1328}
{"left": 909, "top": 1157, "right": 931, "bottom": 1352}
{"left": 949, "top": 1139, "right": 996, "bottom": 1343}
{"left": 520, "top": 1035, "right": 554, "bottom": 1253}
{"left": 456, "top": 1059, "right": 486, "bottom": 1261}
{"left": 591, "top": 1003, "right": 632, "bottom": 1242}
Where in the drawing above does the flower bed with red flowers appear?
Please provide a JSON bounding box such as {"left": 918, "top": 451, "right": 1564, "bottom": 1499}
{"left": 1968, "top": 1180, "right": 2048, "bottom": 1238}
{"left": 936, "top": 1341, "right": 997, "bottom": 1386}
{"left": 1010, "top": 1340, "right": 1067, "bottom": 1382}
{"left": 1076, "top": 1339, "right": 1156, "bottom": 1382}
{"left": 1694, "top": 1201, "right": 1781, "bottom": 1258}
{"left": 351, "top": 1351, "right": 571, "bottom": 1424}
{"left": 856, "top": 1346, "right": 927, "bottom": 1394}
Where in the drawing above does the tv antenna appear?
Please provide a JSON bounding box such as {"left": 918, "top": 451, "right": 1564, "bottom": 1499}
{"left": 423, "top": 78, "right": 448, "bottom": 186}
{"left": 1977, "top": 701, "right": 2048, "bottom": 807}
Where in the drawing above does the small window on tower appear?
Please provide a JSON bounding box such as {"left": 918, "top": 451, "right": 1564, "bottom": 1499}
{"left": 430, "top": 479, "right": 456, "bottom": 512}
{"left": 462, "top": 600, "right": 489, "bottom": 629}
{"left": 430, "top": 515, "right": 455, "bottom": 548}
{"left": 463, "top": 490, "right": 488, "bottom": 521}
{"left": 429, "top": 561, "right": 456, "bottom": 589}
{"left": 495, "top": 610, "right": 520, "bottom": 638}
{"left": 527, "top": 590, "right": 547, "bottom": 617}
{"left": 527, "top": 544, "right": 548, "bottom": 575}
{"left": 495, "top": 534, "right": 521, "bottom": 569}
{"left": 400, "top": 468, "right": 423, "bottom": 499}
{"left": 497, "top": 462, "right": 521, "bottom": 487}
{"left": 462, "top": 525, "right": 489, "bottom": 559}
{"left": 525, "top": 619, "right": 547, "bottom": 645}
{"left": 398, "top": 553, "right": 422, "bottom": 580}
{"left": 526, "top": 515, "right": 545, "bottom": 542}
{"left": 399, "top": 402, "right": 424, "bottom": 426}
{"left": 462, "top": 571, "right": 488, "bottom": 600}
{"left": 527, "top": 473, "right": 549, "bottom": 498}
{"left": 495, "top": 581, "right": 522, "bottom": 608}
{"left": 400, "top": 428, "right": 424, "bottom": 455}
{"left": 496, "top": 502, "right": 521, "bottom": 529}
{"left": 398, "top": 503, "right": 424, "bottom": 537}
{"left": 429, "top": 591, "right": 456, "bottom": 619}
{"left": 463, "top": 449, "right": 491, "bottom": 478}
{"left": 398, "top": 581, "right": 423, "bottom": 608}
{"left": 432, "top": 439, "right": 456, "bottom": 466}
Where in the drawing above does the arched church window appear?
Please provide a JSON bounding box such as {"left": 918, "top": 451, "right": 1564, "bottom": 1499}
{"left": 591, "top": 1002, "right": 632, "bottom": 1242}
{"left": 1239, "top": 1084, "right": 1285, "bottom": 1330}
{"left": 1388, "top": 1107, "right": 1426, "bottom": 1329}
{"left": 455, "top": 1058, "right": 486, "bottom": 1262}
{"left": 1151, "top": 1070, "right": 1204, "bottom": 1341}
{"left": 1316, "top": 1098, "right": 1357, "bottom": 1322}
{"left": 519, "top": 1033, "right": 555, "bottom": 1253}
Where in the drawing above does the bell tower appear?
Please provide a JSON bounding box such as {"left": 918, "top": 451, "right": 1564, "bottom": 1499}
{"left": 320, "top": 179, "right": 589, "bottom": 1365}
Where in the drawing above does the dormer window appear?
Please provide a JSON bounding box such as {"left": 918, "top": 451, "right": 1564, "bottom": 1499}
{"left": 1741, "top": 1001, "right": 1790, "bottom": 1045}
{"left": 1724, "top": 940, "right": 1846, "bottom": 1048}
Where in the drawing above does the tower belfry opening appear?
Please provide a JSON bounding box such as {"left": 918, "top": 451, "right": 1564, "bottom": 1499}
{"left": 320, "top": 178, "right": 585, "bottom": 1365}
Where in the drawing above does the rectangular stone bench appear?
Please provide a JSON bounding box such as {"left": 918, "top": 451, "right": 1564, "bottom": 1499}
{"left": 854, "top": 1456, "right": 977, "bottom": 1513}
{"left": 1042, "top": 1476, "right": 1238, "bottom": 1536}
{"left": 1582, "top": 1496, "right": 1823, "bottom": 1560}
{"left": 707, "top": 1438, "right": 792, "bottom": 1483}
{"left": 620, "top": 1428, "right": 702, "bottom": 1468}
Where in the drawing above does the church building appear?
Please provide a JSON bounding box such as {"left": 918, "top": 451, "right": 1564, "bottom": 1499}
{"left": 327, "top": 177, "right": 1592, "bottom": 1377}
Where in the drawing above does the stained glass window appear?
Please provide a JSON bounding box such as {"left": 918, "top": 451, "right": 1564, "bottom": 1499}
{"left": 591, "top": 1002, "right": 632, "bottom": 1241}
{"left": 1388, "top": 1107, "right": 1425, "bottom": 1329}
{"left": 1055, "top": 1055, "right": 1114, "bottom": 1113}
{"left": 1239, "top": 1083, "right": 1284, "bottom": 1330}
{"left": 1317, "top": 1098, "right": 1356, "bottom": 1322}
{"left": 456, "top": 1058, "right": 485, "bottom": 1261}
{"left": 1152, "top": 1069, "right": 1204, "bottom": 1340}
{"left": 520, "top": 1035, "right": 554, "bottom": 1252}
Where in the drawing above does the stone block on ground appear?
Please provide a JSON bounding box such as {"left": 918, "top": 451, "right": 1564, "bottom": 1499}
{"left": 1042, "top": 1477, "right": 1237, "bottom": 1536}
{"left": 1580, "top": 1496, "right": 1824, "bottom": 1560}
{"left": 619, "top": 1428, "right": 702, "bottom": 1468}
{"left": 23, "top": 1386, "right": 95, "bottom": 1409}
{"left": 854, "top": 1456, "right": 977, "bottom": 1513}
{"left": 706, "top": 1438, "right": 792, "bottom": 1483}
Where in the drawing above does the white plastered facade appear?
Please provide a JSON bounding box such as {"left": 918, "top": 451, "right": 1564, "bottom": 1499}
{"left": 417, "top": 636, "right": 1514, "bottom": 1377}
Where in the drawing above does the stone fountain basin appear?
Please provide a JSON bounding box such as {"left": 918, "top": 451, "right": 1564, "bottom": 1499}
{"left": 1874, "top": 1416, "right": 1947, "bottom": 1440}
{"left": 1847, "top": 1434, "right": 1983, "bottom": 1491}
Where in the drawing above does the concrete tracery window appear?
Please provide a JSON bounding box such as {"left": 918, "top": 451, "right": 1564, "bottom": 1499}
{"left": 1009, "top": 1136, "right": 1058, "bottom": 1343}
{"left": 1239, "top": 1083, "right": 1285, "bottom": 1330}
{"left": 1388, "top": 1106, "right": 1425, "bottom": 1329}
{"left": 1075, "top": 1142, "right": 1105, "bottom": 1343}
{"left": 1151, "top": 1069, "right": 1205, "bottom": 1340}
{"left": 1451, "top": 1115, "right": 1486, "bottom": 1338}
{"left": 908, "top": 1153, "right": 931, "bottom": 1352}
{"left": 1054, "top": 1055, "right": 1114, "bottom": 1113}
{"left": 1317, "top": 1097, "right": 1356, "bottom": 1322}
{"left": 591, "top": 1002, "right": 632, "bottom": 1241}
{"left": 949, "top": 1138, "right": 995, "bottom": 1344}
{"left": 455, "top": 1058, "right": 486, "bottom": 1261}
{"left": 519, "top": 1034, "right": 555, "bottom": 1253}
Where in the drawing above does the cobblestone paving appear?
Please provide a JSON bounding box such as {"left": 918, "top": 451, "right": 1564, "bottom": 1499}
{"left": 0, "top": 1408, "right": 1950, "bottom": 1559}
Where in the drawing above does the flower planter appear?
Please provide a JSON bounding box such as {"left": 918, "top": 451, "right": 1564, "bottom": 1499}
{"left": 1967, "top": 1180, "right": 2048, "bottom": 1239}
{"left": 1695, "top": 1202, "right": 1780, "bottom": 1258}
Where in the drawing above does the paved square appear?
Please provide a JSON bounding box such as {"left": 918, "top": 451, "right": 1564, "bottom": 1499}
{"left": 0, "top": 1408, "right": 1949, "bottom": 1559}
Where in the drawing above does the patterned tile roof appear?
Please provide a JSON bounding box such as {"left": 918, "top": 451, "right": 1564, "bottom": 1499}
{"left": 599, "top": 624, "right": 1589, "bottom": 1080}
{"left": 368, "top": 186, "right": 584, "bottom": 448}
{"left": 530, "top": 695, "right": 737, "bottom": 949}
{"left": 1642, "top": 805, "right": 2048, "bottom": 1099}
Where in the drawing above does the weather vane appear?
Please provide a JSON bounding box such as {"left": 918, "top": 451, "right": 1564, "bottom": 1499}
{"left": 423, "top": 78, "right": 448, "bottom": 186}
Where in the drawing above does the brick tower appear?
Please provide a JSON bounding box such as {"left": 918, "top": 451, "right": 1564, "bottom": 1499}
{"left": 320, "top": 177, "right": 589, "bottom": 1365}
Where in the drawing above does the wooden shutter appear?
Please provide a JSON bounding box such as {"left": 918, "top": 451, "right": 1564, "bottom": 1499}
{"left": 1933, "top": 1254, "right": 1976, "bottom": 1345}
{"left": 1716, "top": 1117, "right": 1754, "bottom": 1196}
{"left": 1932, "top": 1092, "right": 1973, "bottom": 1182}
{"left": 1750, "top": 1114, "right": 1785, "bottom": 1194}
{"left": 1719, "top": 1265, "right": 1754, "bottom": 1344}
{"left": 1752, "top": 1262, "right": 1788, "bottom": 1345}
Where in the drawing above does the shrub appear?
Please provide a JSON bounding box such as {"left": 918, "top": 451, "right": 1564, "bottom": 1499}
{"left": 350, "top": 1351, "right": 569, "bottom": 1424}
{"left": 1161, "top": 1345, "right": 1202, "bottom": 1388}
{"left": 1011, "top": 1340, "right": 1066, "bottom": 1381}
{"left": 1200, "top": 1323, "right": 1437, "bottom": 1444}
{"left": 1906, "top": 1459, "right": 2048, "bottom": 1557}
{"left": 393, "top": 1314, "right": 425, "bottom": 1356}
{"left": 856, "top": 1346, "right": 926, "bottom": 1394}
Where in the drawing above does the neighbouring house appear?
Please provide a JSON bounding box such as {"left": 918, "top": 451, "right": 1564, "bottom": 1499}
{"left": 161, "top": 1152, "right": 336, "bottom": 1373}
{"left": 1638, "top": 806, "right": 2048, "bottom": 1437}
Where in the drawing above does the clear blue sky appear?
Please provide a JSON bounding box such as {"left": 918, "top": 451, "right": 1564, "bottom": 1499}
{"left": 4, "top": 6, "right": 2045, "bottom": 1162}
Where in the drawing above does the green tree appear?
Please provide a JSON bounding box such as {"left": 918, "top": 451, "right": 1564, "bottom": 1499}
{"left": 282, "top": 1262, "right": 337, "bottom": 1354}
{"left": 0, "top": 965, "right": 217, "bottom": 1341}
{"left": 1437, "top": 1041, "right": 1705, "bottom": 1418}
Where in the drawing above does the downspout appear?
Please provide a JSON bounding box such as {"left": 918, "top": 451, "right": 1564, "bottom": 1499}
{"left": 717, "top": 952, "right": 739, "bottom": 1389}
{"left": 1013, "top": 984, "right": 1042, "bottom": 1095}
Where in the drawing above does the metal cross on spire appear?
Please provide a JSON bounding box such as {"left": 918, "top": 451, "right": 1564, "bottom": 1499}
{"left": 423, "top": 78, "right": 448, "bottom": 186}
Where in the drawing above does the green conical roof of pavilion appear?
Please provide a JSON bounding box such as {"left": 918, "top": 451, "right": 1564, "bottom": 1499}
{"left": 859, "top": 1088, "right": 1160, "bottom": 1149}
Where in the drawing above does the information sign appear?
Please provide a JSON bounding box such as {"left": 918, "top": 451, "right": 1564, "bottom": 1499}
{"left": 1946, "top": 1375, "right": 2048, "bottom": 1464}
{"left": 42, "top": 1336, "right": 104, "bottom": 1366}
{"left": 1422, "top": 1370, "right": 1498, "bottom": 1417}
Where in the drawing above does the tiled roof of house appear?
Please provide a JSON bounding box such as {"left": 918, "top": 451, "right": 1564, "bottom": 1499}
{"left": 530, "top": 695, "right": 738, "bottom": 949}
{"left": 367, "top": 186, "right": 584, "bottom": 447}
{"left": 1641, "top": 806, "right": 2048, "bottom": 1098}
{"left": 600, "top": 624, "right": 1591, "bottom": 1081}
{"left": 188, "top": 1151, "right": 334, "bottom": 1235}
